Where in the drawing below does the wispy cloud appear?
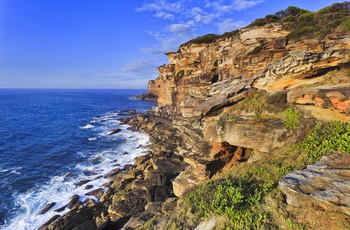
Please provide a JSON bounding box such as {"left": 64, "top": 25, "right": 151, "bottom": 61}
{"left": 168, "top": 23, "right": 194, "bottom": 39}
{"left": 120, "top": 58, "right": 159, "bottom": 75}
{"left": 187, "top": 7, "right": 217, "bottom": 25}
{"left": 206, "top": 0, "right": 264, "bottom": 12}
{"left": 146, "top": 31, "right": 181, "bottom": 52}
{"left": 216, "top": 19, "right": 247, "bottom": 33}
{"left": 231, "top": 0, "right": 264, "bottom": 10}
{"left": 137, "top": 0, "right": 264, "bottom": 54}
{"left": 154, "top": 11, "right": 175, "bottom": 20}
{"left": 136, "top": 0, "right": 183, "bottom": 19}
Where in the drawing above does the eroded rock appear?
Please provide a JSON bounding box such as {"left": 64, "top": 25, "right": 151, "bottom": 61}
{"left": 279, "top": 152, "right": 350, "bottom": 215}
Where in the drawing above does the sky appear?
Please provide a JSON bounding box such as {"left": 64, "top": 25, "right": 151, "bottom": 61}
{"left": 0, "top": 0, "right": 344, "bottom": 89}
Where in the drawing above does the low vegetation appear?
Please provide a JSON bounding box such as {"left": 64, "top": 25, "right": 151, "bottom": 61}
{"left": 180, "top": 30, "right": 239, "bottom": 47}
{"left": 281, "top": 106, "right": 301, "bottom": 130}
{"left": 234, "top": 90, "right": 268, "bottom": 121}
{"left": 164, "top": 120, "right": 350, "bottom": 229}
{"left": 182, "top": 2, "right": 350, "bottom": 48}
{"left": 249, "top": 3, "right": 350, "bottom": 40}
{"left": 298, "top": 121, "right": 350, "bottom": 161}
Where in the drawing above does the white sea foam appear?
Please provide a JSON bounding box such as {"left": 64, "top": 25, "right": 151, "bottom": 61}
{"left": 80, "top": 124, "right": 94, "bottom": 129}
{"left": 88, "top": 137, "right": 97, "bottom": 141}
{"left": 2, "top": 112, "right": 150, "bottom": 230}
{"left": 0, "top": 167, "right": 22, "bottom": 175}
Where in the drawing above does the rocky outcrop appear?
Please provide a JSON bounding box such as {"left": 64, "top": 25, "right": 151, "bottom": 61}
{"left": 39, "top": 4, "right": 350, "bottom": 229}
{"left": 253, "top": 39, "right": 350, "bottom": 92}
{"left": 150, "top": 23, "right": 290, "bottom": 113}
{"left": 39, "top": 114, "right": 187, "bottom": 230}
{"left": 279, "top": 153, "right": 350, "bottom": 216}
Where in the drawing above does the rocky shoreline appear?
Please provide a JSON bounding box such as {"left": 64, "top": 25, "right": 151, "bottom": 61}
{"left": 38, "top": 111, "right": 185, "bottom": 230}
{"left": 38, "top": 3, "right": 350, "bottom": 229}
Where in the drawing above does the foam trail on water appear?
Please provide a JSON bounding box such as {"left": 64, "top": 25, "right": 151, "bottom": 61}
{"left": 80, "top": 124, "right": 94, "bottom": 129}
{"left": 2, "top": 113, "right": 150, "bottom": 230}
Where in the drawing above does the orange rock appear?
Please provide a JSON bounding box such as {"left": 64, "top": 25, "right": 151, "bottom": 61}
{"left": 330, "top": 99, "right": 350, "bottom": 112}
{"left": 303, "top": 94, "right": 313, "bottom": 100}
{"left": 314, "top": 97, "right": 326, "bottom": 106}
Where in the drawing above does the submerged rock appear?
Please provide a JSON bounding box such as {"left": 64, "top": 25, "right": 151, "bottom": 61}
{"left": 108, "top": 128, "right": 122, "bottom": 135}
{"left": 40, "top": 202, "right": 56, "bottom": 214}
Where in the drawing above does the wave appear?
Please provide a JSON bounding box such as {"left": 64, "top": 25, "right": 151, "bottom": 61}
{"left": 1, "top": 112, "right": 150, "bottom": 230}
{"left": 80, "top": 124, "right": 94, "bottom": 129}
{"left": 0, "top": 167, "right": 22, "bottom": 175}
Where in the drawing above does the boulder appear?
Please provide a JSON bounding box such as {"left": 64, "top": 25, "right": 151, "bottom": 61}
{"left": 108, "top": 128, "right": 122, "bottom": 135}
{"left": 74, "top": 179, "right": 90, "bottom": 187}
{"left": 67, "top": 195, "right": 80, "bottom": 209}
{"left": 85, "top": 188, "right": 103, "bottom": 198}
{"left": 279, "top": 152, "right": 350, "bottom": 216}
{"left": 39, "top": 206, "right": 99, "bottom": 230}
{"left": 40, "top": 202, "right": 56, "bottom": 214}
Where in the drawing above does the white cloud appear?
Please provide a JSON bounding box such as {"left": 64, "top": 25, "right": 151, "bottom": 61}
{"left": 206, "top": 1, "right": 234, "bottom": 13}
{"left": 147, "top": 30, "right": 186, "bottom": 52}
{"left": 136, "top": 0, "right": 182, "bottom": 12}
{"left": 141, "top": 47, "right": 164, "bottom": 55}
{"left": 168, "top": 23, "right": 194, "bottom": 38}
{"left": 231, "top": 0, "right": 264, "bottom": 10}
{"left": 188, "top": 7, "right": 217, "bottom": 25}
{"left": 136, "top": 0, "right": 264, "bottom": 56}
{"left": 206, "top": 0, "right": 264, "bottom": 12}
{"left": 217, "top": 19, "right": 247, "bottom": 33}
{"left": 120, "top": 59, "right": 158, "bottom": 74}
{"left": 154, "top": 11, "right": 175, "bottom": 20}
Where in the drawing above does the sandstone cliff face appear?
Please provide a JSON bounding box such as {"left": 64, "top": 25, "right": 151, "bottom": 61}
{"left": 149, "top": 23, "right": 290, "bottom": 113}
{"left": 40, "top": 9, "right": 350, "bottom": 229}
{"left": 149, "top": 21, "right": 350, "bottom": 208}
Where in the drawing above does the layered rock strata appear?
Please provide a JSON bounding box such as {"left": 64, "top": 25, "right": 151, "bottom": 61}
{"left": 40, "top": 12, "right": 350, "bottom": 229}
{"left": 279, "top": 153, "right": 350, "bottom": 215}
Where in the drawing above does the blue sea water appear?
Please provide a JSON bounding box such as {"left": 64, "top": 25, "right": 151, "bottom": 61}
{"left": 0, "top": 89, "right": 156, "bottom": 230}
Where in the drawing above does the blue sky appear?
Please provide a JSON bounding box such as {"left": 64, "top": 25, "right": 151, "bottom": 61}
{"left": 0, "top": 0, "right": 342, "bottom": 89}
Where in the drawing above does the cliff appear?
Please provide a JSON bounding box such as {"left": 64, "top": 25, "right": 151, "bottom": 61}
{"left": 40, "top": 3, "right": 350, "bottom": 230}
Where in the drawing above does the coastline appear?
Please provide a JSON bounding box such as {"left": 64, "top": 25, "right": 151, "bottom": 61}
{"left": 37, "top": 108, "right": 184, "bottom": 230}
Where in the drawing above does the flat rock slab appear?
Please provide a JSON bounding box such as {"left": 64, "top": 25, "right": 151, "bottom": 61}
{"left": 279, "top": 153, "right": 350, "bottom": 215}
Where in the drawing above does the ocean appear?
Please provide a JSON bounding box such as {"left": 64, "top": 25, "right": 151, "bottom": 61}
{"left": 0, "top": 89, "right": 156, "bottom": 230}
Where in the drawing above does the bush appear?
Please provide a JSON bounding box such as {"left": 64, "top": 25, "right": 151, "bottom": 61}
{"left": 299, "top": 121, "right": 350, "bottom": 160}
{"left": 248, "top": 14, "right": 280, "bottom": 27}
{"left": 183, "top": 177, "right": 269, "bottom": 229}
{"left": 181, "top": 34, "right": 220, "bottom": 46}
{"left": 342, "top": 18, "right": 350, "bottom": 31}
{"left": 296, "top": 12, "right": 315, "bottom": 27}
{"left": 281, "top": 106, "right": 300, "bottom": 130}
{"left": 287, "top": 26, "right": 314, "bottom": 41}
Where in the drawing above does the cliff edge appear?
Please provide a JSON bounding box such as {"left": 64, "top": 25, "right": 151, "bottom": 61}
{"left": 40, "top": 3, "right": 350, "bottom": 230}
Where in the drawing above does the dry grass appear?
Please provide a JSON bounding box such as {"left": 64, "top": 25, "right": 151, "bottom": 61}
{"left": 316, "top": 66, "right": 350, "bottom": 85}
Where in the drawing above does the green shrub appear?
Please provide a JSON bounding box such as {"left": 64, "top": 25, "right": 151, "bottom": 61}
{"left": 296, "top": 12, "right": 315, "bottom": 27}
{"left": 275, "top": 6, "right": 310, "bottom": 19}
{"left": 287, "top": 26, "right": 314, "bottom": 41}
{"left": 299, "top": 121, "right": 350, "bottom": 160}
{"left": 221, "top": 29, "right": 240, "bottom": 39}
{"left": 341, "top": 17, "right": 350, "bottom": 31}
{"left": 248, "top": 14, "right": 280, "bottom": 27}
{"left": 181, "top": 34, "right": 220, "bottom": 46}
{"left": 184, "top": 177, "right": 269, "bottom": 229}
{"left": 282, "top": 106, "right": 300, "bottom": 130}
